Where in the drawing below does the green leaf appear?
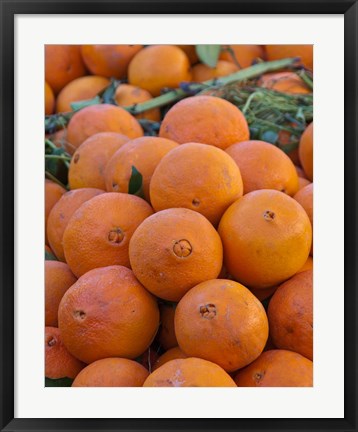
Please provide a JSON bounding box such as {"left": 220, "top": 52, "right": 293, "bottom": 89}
{"left": 261, "top": 130, "right": 279, "bottom": 145}
{"left": 70, "top": 96, "right": 101, "bottom": 112}
{"left": 128, "top": 166, "right": 143, "bottom": 197}
{"left": 45, "top": 377, "right": 73, "bottom": 387}
{"left": 45, "top": 250, "right": 58, "bottom": 261}
{"left": 195, "top": 45, "right": 221, "bottom": 68}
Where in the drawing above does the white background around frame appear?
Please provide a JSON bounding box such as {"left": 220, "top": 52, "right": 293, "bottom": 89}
{"left": 14, "top": 14, "right": 344, "bottom": 418}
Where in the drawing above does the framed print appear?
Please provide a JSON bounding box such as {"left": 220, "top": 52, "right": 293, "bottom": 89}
{"left": 1, "top": 0, "right": 357, "bottom": 431}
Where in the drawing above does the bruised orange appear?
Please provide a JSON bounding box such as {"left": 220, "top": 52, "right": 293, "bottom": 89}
{"left": 143, "top": 358, "right": 237, "bottom": 387}
{"left": 159, "top": 95, "right": 250, "bottom": 149}
{"left": 63, "top": 192, "right": 153, "bottom": 277}
{"left": 58, "top": 265, "right": 159, "bottom": 363}
{"left": 129, "top": 208, "right": 223, "bottom": 301}
{"left": 175, "top": 279, "right": 269, "bottom": 371}
{"left": 72, "top": 358, "right": 149, "bottom": 387}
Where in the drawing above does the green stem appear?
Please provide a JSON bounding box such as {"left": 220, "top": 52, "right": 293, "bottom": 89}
{"left": 242, "top": 91, "right": 265, "bottom": 114}
{"left": 44, "top": 57, "right": 299, "bottom": 131}
{"left": 45, "top": 139, "right": 57, "bottom": 150}
{"left": 296, "top": 70, "right": 313, "bottom": 90}
{"left": 123, "top": 57, "right": 298, "bottom": 115}
{"left": 45, "top": 171, "right": 68, "bottom": 189}
{"left": 45, "top": 154, "right": 71, "bottom": 161}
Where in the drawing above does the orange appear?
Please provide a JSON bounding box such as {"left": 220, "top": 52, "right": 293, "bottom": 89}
{"left": 150, "top": 143, "right": 243, "bottom": 225}
{"left": 45, "top": 82, "right": 55, "bottom": 115}
{"left": 152, "top": 347, "right": 187, "bottom": 371}
{"left": 58, "top": 265, "right": 159, "bottom": 363}
{"left": 268, "top": 270, "right": 313, "bottom": 360}
{"left": 114, "top": 84, "right": 161, "bottom": 122}
{"left": 56, "top": 76, "right": 110, "bottom": 113}
{"left": 298, "top": 122, "right": 313, "bottom": 181}
{"left": 258, "top": 72, "right": 311, "bottom": 94}
{"left": 294, "top": 183, "right": 313, "bottom": 255}
{"left": 128, "top": 45, "right": 192, "bottom": 96}
{"left": 176, "top": 45, "right": 199, "bottom": 64}
{"left": 45, "top": 327, "right": 85, "bottom": 379}
{"left": 220, "top": 45, "right": 265, "bottom": 68}
{"left": 234, "top": 349, "right": 313, "bottom": 387}
{"left": 72, "top": 358, "right": 149, "bottom": 387}
{"left": 159, "top": 95, "right": 250, "bottom": 149}
{"left": 129, "top": 208, "right": 223, "bottom": 301}
{"left": 45, "top": 45, "right": 86, "bottom": 94}
{"left": 249, "top": 286, "right": 278, "bottom": 302}
{"left": 68, "top": 132, "right": 130, "bottom": 190}
{"left": 45, "top": 261, "right": 77, "bottom": 327}
{"left": 191, "top": 60, "right": 238, "bottom": 82}
{"left": 143, "top": 358, "right": 237, "bottom": 387}
{"left": 265, "top": 45, "right": 313, "bottom": 70}
{"left": 175, "top": 279, "right": 268, "bottom": 372}
{"left": 297, "top": 256, "right": 313, "bottom": 273}
{"left": 295, "top": 165, "right": 307, "bottom": 178}
{"left": 45, "top": 180, "right": 66, "bottom": 245}
{"left": 157, "top": 303, "right": 178, "bottom": 350}
{"left": 63, "top": 192, "right": 153, "bottom": 277}
{"left": 47, "top": 188, "right": 104, "bottom": 261}
{"left": 298, "top": 177, "right": 311, "bottom": 191}
{"left": 81, "top": 45, "right": 143, "bottom": 79}
{"left": 218, "top": 190, "right": 312, "bottom": 289}
{"left": 66, "top": 104, "right": 143, "bottom": 154}
{"left": 225, "top": 140, "right": 299, "bottom": 196}
{"left": 104, "top": 136, "right": 178, "bottom": 201}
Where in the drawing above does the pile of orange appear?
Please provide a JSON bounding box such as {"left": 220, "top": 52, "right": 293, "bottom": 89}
{"left": 45, "top": 44, "right": 314, "bottom": 387}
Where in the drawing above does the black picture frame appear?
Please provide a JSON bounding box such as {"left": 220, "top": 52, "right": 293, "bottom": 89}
{"left": 1, "top": 1, "right": 357, "bottom": 431}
